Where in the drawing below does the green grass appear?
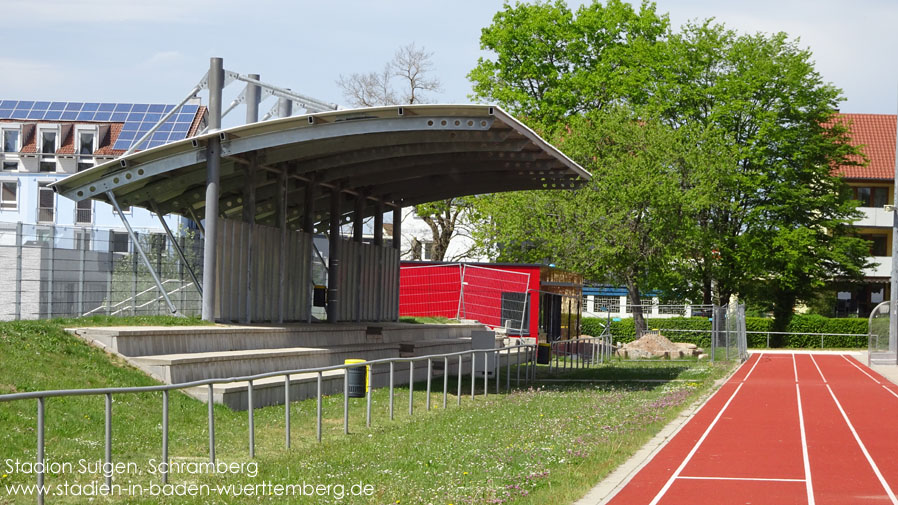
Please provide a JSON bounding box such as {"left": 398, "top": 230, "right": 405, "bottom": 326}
{"left": 0, "top": 317, "right": 735, "bottom": 504}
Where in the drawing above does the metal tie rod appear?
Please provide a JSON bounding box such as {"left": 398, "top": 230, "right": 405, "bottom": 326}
{"left": 107, "top": 191, "right": 179, "bottom": 315}
{"left": 230, "top": 72, "right": 338, "bottom": 112}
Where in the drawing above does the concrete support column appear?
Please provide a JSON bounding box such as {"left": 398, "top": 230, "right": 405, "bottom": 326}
{"left": 303, "top": 181, "right": 316, "bottom": 234}
{"left": 201, "top": 56, "right": 223, "bottom": 322}
{"left": 392, "top": 206, "right": 401, "bottom": 251}
{"left": 373, "top": 200, "right": 384, "bottom": 246}
{"left": 245, "top": 73, "right": 260, "bottom": 124}
{"left": 278, "top": 95, "right": 292, "bottom": 119}
{"left": 278, "top": 167, "right": 288, "bottom": 323}
{"left": 242, "top": 156, "right": 257, "bottom": 323}
{"left": 326, "top": 188, "right": 342, "bottom": 323}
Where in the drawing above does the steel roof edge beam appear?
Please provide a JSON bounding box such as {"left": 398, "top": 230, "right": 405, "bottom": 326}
{"left": 107, "top": 191, "right": 179, "bottom": 315}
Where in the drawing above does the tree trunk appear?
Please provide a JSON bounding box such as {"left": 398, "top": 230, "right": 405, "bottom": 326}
{"left": 626, "top": 277, "right": 646, "bottom": 338}
{"left": 770, "top": 287, "right": 796, "bottom": 347}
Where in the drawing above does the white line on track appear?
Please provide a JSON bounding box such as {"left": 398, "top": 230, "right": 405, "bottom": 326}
{"left": 647, "top": 382, "right": 745, "bottom": 505}
{"left": 676, "top": 476, "right": 806, "bottom": 483}
{"left": 809, "top": 354, "right": 827, "bottom": 383}
{"left": 841, "top": 355, "right": 881, "bottom": 384}
{"left": 742, "top": 353, "right": 763, "bottom": 383}
{"left": 838, "top": 355, "right": 898, "bottom": 399}
{"left": 792, "top": 354, "right": 799, "bottom": 383}
{"left": 824, "top": 384, "right": 898, "bottom": 505}
{"left": 796, "top": 382, "right": 816, "bottom": 505}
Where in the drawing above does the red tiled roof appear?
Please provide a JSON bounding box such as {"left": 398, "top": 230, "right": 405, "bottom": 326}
{"left": 57, "top": 127, "right": 75, "bottom": 155}
{"left": 833, "top": 113, "right": 896, "bottom": 180}
{"left": 94, "top": 123, "right": 123, "bottom": 156}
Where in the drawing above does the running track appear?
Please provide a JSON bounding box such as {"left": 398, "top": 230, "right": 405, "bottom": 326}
{"left": 606, "top": 353, "right": 898, "bottom": 505}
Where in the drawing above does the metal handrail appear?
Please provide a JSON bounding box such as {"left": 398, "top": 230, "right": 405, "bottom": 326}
{"left": 2, "top": 343, "right": 537, "bottom": 504}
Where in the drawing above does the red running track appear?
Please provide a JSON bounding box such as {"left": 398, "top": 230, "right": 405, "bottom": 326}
{"left": 605, "top": 353, "right": 898, "bottom": 505}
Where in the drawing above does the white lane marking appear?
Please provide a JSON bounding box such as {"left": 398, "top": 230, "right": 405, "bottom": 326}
{"left": 647, "top": 383, "right": 745, "bottom": 505}
{"left": 742, "top": 353, "right": 764, "bottom": 382}
{"left": 796, "top": 383, "right": 816, "bottom": 505}
{"left": 809, "top": 354, "right": 827, "bottom": 383}
{"left": 841, "top": 355, "right": 881, "bottom": 384}
{"left": 792, "top": 353, "right": 799, "bottom": 383}
{"left": 825, "top": 384, "right": 898, "bottom": 505}
{"left": 677, "top": 476, "right": 806, "bottom": 483}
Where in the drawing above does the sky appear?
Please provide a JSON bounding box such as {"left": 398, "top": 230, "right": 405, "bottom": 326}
{"left": 2, "top": 0, "right": 896, "bottom": 118}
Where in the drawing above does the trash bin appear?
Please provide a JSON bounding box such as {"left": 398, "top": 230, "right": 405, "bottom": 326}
{"left": 537, "top": 343, "right": 551, "bottom": 364}
{"left": 344, "top": 359, "right": 368, "bottom": 398}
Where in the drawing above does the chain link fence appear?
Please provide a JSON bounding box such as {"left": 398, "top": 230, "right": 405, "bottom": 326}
{"left": 0, "top": 222, "right": 203, "bottom": 320}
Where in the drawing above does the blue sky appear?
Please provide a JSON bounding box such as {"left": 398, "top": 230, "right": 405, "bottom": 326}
{"left": 2, "top": 0, "right": 895, "bottom": 116}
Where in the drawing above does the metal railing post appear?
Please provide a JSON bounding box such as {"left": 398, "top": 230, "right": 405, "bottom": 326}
{"left": 471, "top": 352, "right": 476, "bottom": 399}
{"left": 37, "top": 397, "right": 44, "bottom": 505}
{"left": 248, "top": 380, "right": 255, "bottom": 458}
{"left": 208, "top": 384, "right": 215, "bottom": 463}
{"left": 457, "top": 356, "right": 462, "bottom": 406}
{"left": 506, "top": 348, "right": 511, "bottom": 392}
{"left": 516, "top": 345, "right": 521, "bottom": 387}
{"left": 284, "top": 374, "right": 290, "bottom": 449}
{"left": 443, "top": 357, "right": 448, "bottom": 409}
{"left": 409, "top": 361, "right": 414, "bottom": 416}
{"left": 161, "top": 391, "right": 169, "bottom": 484}
{"left": 426, "top": 358, "right": 432, "bottom": 411}
{"left": 105, "top": 393, "right": 112, "bottom": 489}
{"left": 483, "top": 351, "right": 488, "bottom": 397}
{"left": 366, "top": 365, "right": 372, "bottom": 428}
{"left": 343, "top": 369, "right": 349, "bottom": 435}
{"left": 316, "top": 372, "right": 322, "bottom": 442}
{"left": 389, "top": 362, "right": 394, "bottom": 420}
{"left": 495, "top": 350, "right": 500, "bottom": 395}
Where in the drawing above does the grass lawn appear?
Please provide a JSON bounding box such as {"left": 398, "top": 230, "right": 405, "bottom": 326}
{"left": 0, "top": 317, "right": 736, "bottom": 504}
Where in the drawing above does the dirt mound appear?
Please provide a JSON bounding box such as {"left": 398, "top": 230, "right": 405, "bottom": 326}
{"left": 617, "top": 332, "right": 705, "bottom": 359}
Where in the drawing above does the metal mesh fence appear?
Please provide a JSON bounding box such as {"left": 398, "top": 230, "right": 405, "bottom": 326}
{"left": 0, "top": 222, "right": 203, "bottom": 320}
{"left": 710, "top": 303, "right": 748, "bottom": 362}
{"left": 868, "top": 301, "right": 895, "bottom": 365}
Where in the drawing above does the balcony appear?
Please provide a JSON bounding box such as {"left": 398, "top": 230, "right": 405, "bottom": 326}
{"left": 854, "top": 206, "right": 893, "bottom": 228}
{"left": 865, "top": 256, "right": 892, "bottom": 278}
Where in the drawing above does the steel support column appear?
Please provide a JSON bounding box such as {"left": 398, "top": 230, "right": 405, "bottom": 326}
{"left": 374, "top": 200, "right": 384, "bottom": 246}
{"left": 278, "top": 95, "right": 292, "bottom": 119}
{"left": 245, "top": 73, "right": 260, "bottom": 124}
{"left": 326, "top": 188, "right": 342, "bottom": 322}
{"left": 303, "top": 180, "right": 316, "bottom": 233}
{"left": 201, "top": 56, "right": 223, "bottom": 322}
{"left": 392, "top": 206, "right": 401, "bottom": 250}
{"left": 354, "top": 194, "right": 364, "bottom": 322}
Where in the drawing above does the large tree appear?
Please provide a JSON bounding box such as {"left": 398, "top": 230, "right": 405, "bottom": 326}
{"left": 337, "top": 44, "right": 473, "bottom": 261}
{"left": 474, "top": 107, "right": 725, "bottom": 335}
{"left": 468, "top": 1, "right": 869, "bottom": 334}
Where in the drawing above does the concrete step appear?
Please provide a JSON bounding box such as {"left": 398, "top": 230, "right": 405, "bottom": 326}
{"left": 131, "top": 343, "right": 401, "bottom": 384}
{"left": 69, "top": 323, "right": 484, "bottom": 357}
{"left": 182, "top": 347, "right": 530, "bottom": 410}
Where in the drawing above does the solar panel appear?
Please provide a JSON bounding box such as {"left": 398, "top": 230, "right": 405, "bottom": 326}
{"left": 0, "top": 100, "right": 201, "bottom": 152}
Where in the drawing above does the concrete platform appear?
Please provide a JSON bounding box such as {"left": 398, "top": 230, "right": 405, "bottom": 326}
{"left": 68, "top": 322, "right": 484, "bottom": 357}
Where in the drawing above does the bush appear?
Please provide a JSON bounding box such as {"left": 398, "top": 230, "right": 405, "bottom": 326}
{"left": 581, "top": 314, "right": 868, "bottom": 349}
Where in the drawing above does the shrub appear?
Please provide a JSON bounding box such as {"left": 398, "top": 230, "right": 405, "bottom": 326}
{"left": 581, "top": 314, "right": 868, "bottom": 349}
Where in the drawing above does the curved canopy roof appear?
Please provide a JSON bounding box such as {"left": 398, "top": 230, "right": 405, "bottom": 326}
{"left": 53, "top": 104, "right": 590, "bottom": 228}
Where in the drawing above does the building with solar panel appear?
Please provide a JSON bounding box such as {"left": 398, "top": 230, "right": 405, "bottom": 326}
{"left": 0, "top": 100, "right": 206, "bottom": 319}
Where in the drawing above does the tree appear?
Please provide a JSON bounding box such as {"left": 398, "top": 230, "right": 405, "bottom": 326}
{"left": 474, "top": 107, "right": 724, "bottom": 335}
{"left": 338, "top": 44, "right": 472, "bottom": 261}
{"left": 468, "top": 1, "right": 869, "bottom": 336}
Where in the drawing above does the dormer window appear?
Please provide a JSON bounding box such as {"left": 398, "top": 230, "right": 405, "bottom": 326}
{"left": 41, "top": 130, "right": 56, "bottom": 154}
{"left": 2, "top": 128, "right": 18, "bottom": 152}
{"left": 79, "top": 131, "right": 95, "bottom": 156}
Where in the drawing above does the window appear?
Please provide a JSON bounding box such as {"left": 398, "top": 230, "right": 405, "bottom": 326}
{"left": 39, "top": 161, "right": 56, "bottom": 173}
{"left": 422, "top": 241, "right": 434, "bottom": 260}
{"left": 74, "top": 230, "right": 91, "bottom": 250}
{"left": 862, "top": 234, "right": 888, "bottom": 257}
{"left": 0, "top": 181, "right": 16, "bottom": 210}
{"left": 112, "top": 232, "right": 130, "bottom": 253}
{"left": 77, "top": 162, "right": 93, "bottom": 172}
{"left": 2, "top": 129, "right": 18, "bottom": 152}
{"left": 2, "top": 161, "right": 17, "bottom": 171}
{"left": 79, "top": 132, "right": 94, "bottom": 156}
{"left": 37, "top": 183, "right": 54, "bottom": 222}
{"left": 41, "top": 131, "right": 56, "bottom": 154}
{"left": 75, "top": 199, "right": 92, "bottom": 224}
{"left": 853, "top": 186, "right": 889, "bottom": 207}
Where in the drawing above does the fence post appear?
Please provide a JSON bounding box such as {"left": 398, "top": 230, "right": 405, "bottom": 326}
{"left": 47, "top": 225, "right": 54, "bottom": 318}
{"left": 36, "top": 397, "right": 44, "bottom": 505}
{"left": 104, "top": 393, "right": 112, "bottom": 489}
{"left": 15, "top": 222, "right": 22, "bottom": 320}
{"left": 106, "top": 230, "right": 114, "bottom": 315}
{"left": 131, "top": 233, "right": 138, "bottom": 316}
{"left": 78, "top": 230, "right": 86, "bottom": 316}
